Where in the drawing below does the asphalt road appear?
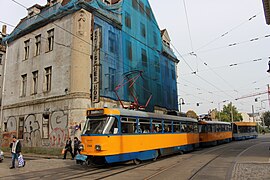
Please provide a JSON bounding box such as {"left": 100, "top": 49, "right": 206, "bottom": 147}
{"left": 0, "top": 135, "right": 269, "bottom": 180}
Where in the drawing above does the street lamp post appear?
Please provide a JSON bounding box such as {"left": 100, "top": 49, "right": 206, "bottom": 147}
{"left": 179, "top": 98, "right": 185, "bottom": 113}
{"left": 231, "top": 102, "right": 234, "bottom": 122}
{"left": 218, "top": 100, "right": 228, "bottom": 120}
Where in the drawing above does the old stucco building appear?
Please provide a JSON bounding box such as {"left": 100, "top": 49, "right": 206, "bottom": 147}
{"left": 1, "top": 0, "right": 179, "bottom": 148}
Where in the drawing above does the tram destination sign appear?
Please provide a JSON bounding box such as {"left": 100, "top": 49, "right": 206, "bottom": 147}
{"left": 92, "top": 28, "right": 101, "bottom": 103}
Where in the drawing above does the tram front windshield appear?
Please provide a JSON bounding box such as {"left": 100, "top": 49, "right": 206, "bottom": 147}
{"left": 82, "top": 116, "right": 117, "bottom": 134}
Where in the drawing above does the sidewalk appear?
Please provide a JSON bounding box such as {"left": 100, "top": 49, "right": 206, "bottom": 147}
{"left": 2, "top": 152, "right": 60, "bottom": 160}
{"left": 0, "top": 157, "right": 75, "bottom": 178}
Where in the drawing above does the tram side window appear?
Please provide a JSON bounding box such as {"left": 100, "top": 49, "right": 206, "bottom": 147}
{"left": 193, "top": 123, "right": 198, "bottom": 133}
{"left": 212, "top": 124, "right": 216, "bottom": 132}
{"left": 251, "top": 126, "right": 257, "bottom": 132}
{"left": 198, "top": 124, "right": 203, "bottom": 133}
{"left": 139, "top": 118, "right": 151, "bottom": 133}
{"left": 216, "top": 125, "right": 221, "bottom": 132}
{"left": 152, "top": 120, "right": 162, "bottom": 133}
{"left": 121, "top": 118, "right": 136, "bottom": 134}
{"left": 222, "top": 125, "right": 225, "bottom": 132}
{"left": 229, "top": 124, "right": 232, "bottom": 131}
{"left": 109, "top": 118, "right": 119, "bottom": 134}
{"left": 181, "top": 122, "right": 187, "bottom": 133}
{"left": 225, "top": 125, "right": 229, "bottom": 131}
{"left": 207, "top": 124, "right": 212, "bottom": 133}
{"left": 173, "top": 122, "right": 180, "bottom": 133}
{"left": 164, "top": 121, "right": 172, "bottom": 133}
{"left": 239, "top": 126, "right": 247, "bottom": 133}
{"left": 186, "top": 122, "right": 194, "bottom": 133}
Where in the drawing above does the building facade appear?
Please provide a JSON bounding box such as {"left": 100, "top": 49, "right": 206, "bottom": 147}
{"left": 0, "top": 25, "right": 6, "bottom": 108}
{"left": 1, "top": 0, "right": 178, "bottom": 148}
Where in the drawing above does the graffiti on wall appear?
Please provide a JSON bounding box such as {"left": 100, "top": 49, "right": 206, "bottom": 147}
{"left": 24, "top": 114, "right": 41, "bottom": 147}
{"left": 49, "top": 110, "right": 68, "bottom": 147}
{"left": 2, "top": 109, "right": 70, "bottom": 148}
{"left": 2, "top": 131, "right": 16, "bottom": 147}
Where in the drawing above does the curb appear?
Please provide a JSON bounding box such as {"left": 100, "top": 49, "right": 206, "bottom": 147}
{"left": 3, "top": 152, "right": 60, "bottom": 160}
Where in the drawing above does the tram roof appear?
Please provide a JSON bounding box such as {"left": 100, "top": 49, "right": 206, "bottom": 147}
{"left": 233, "top": 122, "right": 257, "bottom": 126}
{"left": 87, "top": 108, "right": 198, "bottom": 122}
{"left": 198, "top": 120, "right": 231, "bottom": 125}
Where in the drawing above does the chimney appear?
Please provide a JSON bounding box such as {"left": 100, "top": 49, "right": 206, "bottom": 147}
{"left": 2, "top": 25, "right": 7, "bottom": 36}
{"left": 27, "top": 4, "right": 42, "bottom": 17}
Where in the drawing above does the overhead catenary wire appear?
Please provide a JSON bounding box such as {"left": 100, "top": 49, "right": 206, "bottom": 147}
{"left": 190, "top": 12, "right": 261, "bottom": 53}
{"left": 196, "top": 55, "right": 238, "bottom": 93}
{"left": 180, "top": 56, "right": 266, "bottom": 76}
{"left": 185, "top": 34, "right": 270, "bottom": 55}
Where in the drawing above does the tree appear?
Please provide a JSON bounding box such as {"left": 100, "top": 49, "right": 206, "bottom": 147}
{"left": 261, "top": 111, "right": 270, "bottom": 127}
{"left": 186, "top": 110, "right": 198, "bottom": 119}
{"left": 218, "top": 102, "right": 242, "bottom": 122}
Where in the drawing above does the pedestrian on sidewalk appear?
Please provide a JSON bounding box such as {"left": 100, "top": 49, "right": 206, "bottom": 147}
{"left": 63, "top": 138, "right": 74, "bottom": 160}
{"left": 73, "top": 137, "right": 81, "bottom": 158}
{"left": 9, "top": 135, "right": 22, "bottom": 169}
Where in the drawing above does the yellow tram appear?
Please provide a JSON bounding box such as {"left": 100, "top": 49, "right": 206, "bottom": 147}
{"left": 198, "top": 120, "right": 232, "bottom": 146}
{"left": 232, "top": 122, "right": 258, "bottom": 140}
{"left": 76, "top": 108, "right": 199, "bottom": 164}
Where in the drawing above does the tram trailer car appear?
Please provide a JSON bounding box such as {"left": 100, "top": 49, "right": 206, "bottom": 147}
{"left": 198, "top": 121, "right": 232, "bottom": 147}
{"left": 232, "top": 122, "right": 258, "bottom": 140}
{"left": 76, "top": 108, "right": 199, "bottom": 165}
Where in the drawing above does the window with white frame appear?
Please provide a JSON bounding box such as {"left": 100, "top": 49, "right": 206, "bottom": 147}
{"left": 35, "top": 34, "right": 41, "bottom": 56}
{"left": 21, "top": 74, "right": 27, "bottom": 97}
{"left": 24, "top": 39, "right": 30, "bottom": 60}
{"left": 44, "top": 66, "right": 52, "bottom": 92}
{"left": 47, "top": 29, "right": 54, "bottom": 51}
{"left": 32, "top": 71, "right": 38, "bottom": 94}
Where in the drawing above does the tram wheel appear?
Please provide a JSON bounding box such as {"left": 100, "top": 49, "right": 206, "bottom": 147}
{"left": 133, "top": 159, "right": 141, "bottom": 165}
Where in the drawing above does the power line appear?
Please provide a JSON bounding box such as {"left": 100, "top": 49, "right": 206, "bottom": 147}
{"left": 180, "top": 56, "right": 267, "bottom": 76}
{"left": 184, "top": 34, "right": 270, "bottom": 55}
{"left": 193, "top": 13, "right": 261, "bottom": 52}
{"left": 183, "top": 0, "right": 194, "bottom": 52}
{"left": 196, "top": 55, "right": 238, "bottom": 93}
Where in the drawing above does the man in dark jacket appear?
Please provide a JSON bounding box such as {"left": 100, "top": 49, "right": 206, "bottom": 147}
{"left": 63, "top": 138, "right": 74, "bottom": 160}
{"left": 9, "top": 135, "right": 22, "bottom": 169}
{"left": 73, "top": 137, "right": 81, "bottom": 157}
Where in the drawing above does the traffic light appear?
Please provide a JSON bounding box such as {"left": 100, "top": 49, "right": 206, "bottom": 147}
{"left": 197, "top": 103, "right": 199, "bottom": 106}
{"left": 255, "top": 98, "right": 258, "bottom": 102}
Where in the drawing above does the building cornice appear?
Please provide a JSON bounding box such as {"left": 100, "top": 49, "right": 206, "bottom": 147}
{"left": 2, "top": 92, "right": 90, "bottom": 110}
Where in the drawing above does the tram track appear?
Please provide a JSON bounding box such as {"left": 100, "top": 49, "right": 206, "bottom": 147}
{"left": 0, "top": 139, "right": 262, "bottom": 180}
{"left": 143, "top": 139, "right": 260, "bottom": 180}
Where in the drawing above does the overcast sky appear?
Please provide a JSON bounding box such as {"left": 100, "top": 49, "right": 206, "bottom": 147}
{"left": 1, "top": 0, "right": 270, "bottom": 115}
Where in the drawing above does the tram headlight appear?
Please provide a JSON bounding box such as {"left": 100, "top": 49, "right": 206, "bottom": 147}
{"left": 95, "top": 144, "right": 102, "bottom": 151}
{"left": 78, "top": 144, "right": 84, "bottom": 151}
